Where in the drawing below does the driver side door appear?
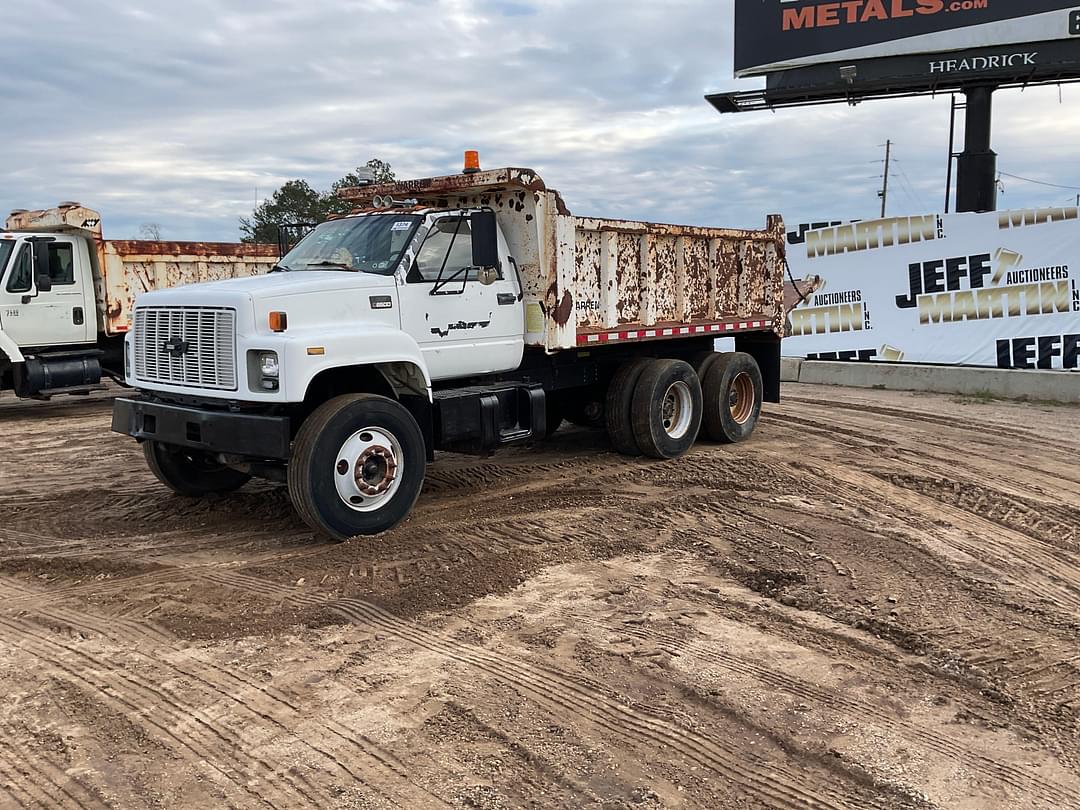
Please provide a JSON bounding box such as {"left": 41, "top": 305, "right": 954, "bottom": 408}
{"left": 397, "top": 214, "right": 524, "bottom": 381}
{"left": 0, "top": 239, "right": 91, "bottom": 349}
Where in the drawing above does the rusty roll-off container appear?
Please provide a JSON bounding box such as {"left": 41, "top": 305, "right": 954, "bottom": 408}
{"left": 4, "top": 205, "right": 278, "bottom": 336}
{"left": 340, "top": 167, "right": 786, "bottom": 352}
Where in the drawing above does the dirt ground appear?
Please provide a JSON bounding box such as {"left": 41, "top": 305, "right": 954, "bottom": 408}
{"left": 0, "top": 384, "right": 1078, "bottom": 810}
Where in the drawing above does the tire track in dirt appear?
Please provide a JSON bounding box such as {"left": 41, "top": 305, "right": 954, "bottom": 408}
{"left": 726, "top": 454, "right": 1080, "bottom": 727}
{"left": 0, "top": 725, "right": 107, "bottom": 810}
{"left": 201, "top": 569, "right": 870, "bottom": 810}
{"left": 548, "top": 598, "right": 1078, "bottom": 807}
{"left": 826, "top": 467, "right": 1080, "bottom": 616}
{"left": 878, "top": 474, "right": 1079, "bottom": 553}
{"left": 18, "top": 603, "right": 450, "bottom": 809}
{"left": 5, "top": 570, "right": 451, "bottom": 810}
{"left": 774, "top": 402, "right": 1080, "bottom": 495}
{"left": 781, "top": 395, "right": 1077, "bottom": 452}
{"left": 0, "top": 616, "right": 319, "bottom": 809}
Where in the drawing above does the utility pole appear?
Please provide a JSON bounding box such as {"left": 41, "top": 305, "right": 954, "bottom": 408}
{"left": 879, "top": 140, "right": 892, "bottom": 218}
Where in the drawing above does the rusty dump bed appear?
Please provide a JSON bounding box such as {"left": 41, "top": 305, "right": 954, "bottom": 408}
{"left": 341, "top": 168, "right": 785, "bottom": 352}
{"left": 5, "top": 205, "right": 279, "bottom": 337}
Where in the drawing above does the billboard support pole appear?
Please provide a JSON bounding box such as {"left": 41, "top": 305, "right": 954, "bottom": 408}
{"left": 945, "top": 95, "right": 958, "bottom": 214}
{"left": 955, "top": 84, "right": 998, "bottom": 213}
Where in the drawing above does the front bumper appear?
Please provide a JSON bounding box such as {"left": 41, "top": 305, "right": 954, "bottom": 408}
{"left": 112, "top": 398, "right": 292, "bottom": 460}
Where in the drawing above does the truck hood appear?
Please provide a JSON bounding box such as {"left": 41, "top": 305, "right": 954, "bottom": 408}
{"left": 137, "top": 270, "right": 395, "bottom": 303}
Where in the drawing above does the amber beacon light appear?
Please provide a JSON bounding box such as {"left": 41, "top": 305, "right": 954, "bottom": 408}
{"left": 464, "top": 150, "right": 481, "bottom": 174}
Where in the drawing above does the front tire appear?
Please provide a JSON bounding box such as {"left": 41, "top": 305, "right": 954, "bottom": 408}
{"left": 288, "top": 394, "right": 426, "bottom": 540}
{"left": 143, "top": 441, "right": 251, "bottom": 496}
{"left": 631, "top": 359, "right": 703, "bottom": 460}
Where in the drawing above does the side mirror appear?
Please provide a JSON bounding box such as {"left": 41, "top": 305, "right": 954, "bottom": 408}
{"left": 31, "top": 241, "right": 53, "bottom": 292}
{"left": 470, "top": 210, "right": 499, "bottom": 271}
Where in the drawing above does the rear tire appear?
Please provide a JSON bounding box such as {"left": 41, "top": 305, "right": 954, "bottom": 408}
{"left": 631, "top": 359, "right": 703, "bottom": 460}
{"left": 288, "top": 394, "right": 426, "bottom": 540}
{"left": 605, "top": 357, "right": 652, "bottom": 456}
{"left": 701, "top": 352, "right": 763, "bottom": 443}
{"left": 691, "top": 350, "right": 720, "bottom": 380}
{"left": 143, "top": 441, "right": 251, "bottom": 496}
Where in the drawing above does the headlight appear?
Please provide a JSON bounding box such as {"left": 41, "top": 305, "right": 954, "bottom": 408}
{"left": 259, "top": 352, "right": 280, "bottom": 378}
{"left": 248, "top": 350, "right": 281, "bottom": 392}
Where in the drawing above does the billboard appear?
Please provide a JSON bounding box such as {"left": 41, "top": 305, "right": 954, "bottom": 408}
{"left": 782, "top": 208, "right": 1080, "bottom": 370}
{"left": 735, "top": 1, "right": 1079, "bottom": 77}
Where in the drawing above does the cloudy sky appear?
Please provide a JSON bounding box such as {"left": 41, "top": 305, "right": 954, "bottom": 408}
{"left": 3, "top": 0, "right": 1079, "bottom": 242}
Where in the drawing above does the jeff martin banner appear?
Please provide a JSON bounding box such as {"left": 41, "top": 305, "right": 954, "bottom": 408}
{"left": 735, "top": 1, "right": 1079, "bottom": 77}
{"left": 782, "top": 207, "right": 1080, "bottom": 371}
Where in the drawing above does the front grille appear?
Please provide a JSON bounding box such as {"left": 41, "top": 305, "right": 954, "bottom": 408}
{"left": 133, "top": 307, "right": 237, "bottom": 391}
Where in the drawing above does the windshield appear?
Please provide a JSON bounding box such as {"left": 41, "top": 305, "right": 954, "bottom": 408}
{"left": 277, "top": 215, "right": 420, "bottom": 274}
{"left": 0, "top": 239, "right": 14, "bottom": 281}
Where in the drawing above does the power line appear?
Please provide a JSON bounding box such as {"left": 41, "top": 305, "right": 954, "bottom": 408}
{"left": 997, "top": 171, "right": 1080, "bottom": 191}
{"left": 893, "top": 159, "right": 931, "bottom": 212}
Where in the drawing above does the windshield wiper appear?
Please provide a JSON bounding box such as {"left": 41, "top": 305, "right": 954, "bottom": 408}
{"left": 269, "top": 264, "right": 292, "bottom": 273}
{"left": 304, "top": 261, "right": 357, "bottom": 272}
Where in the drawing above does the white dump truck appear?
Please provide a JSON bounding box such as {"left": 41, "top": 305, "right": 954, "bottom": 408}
{"left": 0, "top": 204, "right": 278, "bottom": 399}
{"left": 113, "top": 159, "right": 786, "bottom": 539}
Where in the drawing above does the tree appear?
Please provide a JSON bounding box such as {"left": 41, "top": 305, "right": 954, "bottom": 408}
{"left": 240, "top": 159, "right": 397, "bottom": 242}
{"left": 240, "top": 179, "right": 326, "bottom": 244}
{"left": 136, "top": 223, "right": 162, "bottom": 240}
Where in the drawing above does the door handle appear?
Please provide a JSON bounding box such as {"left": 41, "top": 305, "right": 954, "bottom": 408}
{"left": 497, "top": 293, "right": 517, "bottom": 306}
{"left": 73, "top": 307, "right": 84, "bottom": 325}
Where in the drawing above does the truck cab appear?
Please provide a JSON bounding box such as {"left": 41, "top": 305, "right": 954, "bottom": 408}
{"left": 1, "top": 204, "right": 278, "bottom": 400}
{"left": 1, "top": 215, "right": 105, "bottom": 397}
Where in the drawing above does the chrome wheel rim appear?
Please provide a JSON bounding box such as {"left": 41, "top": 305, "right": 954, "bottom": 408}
{"left": 661, "top": 381, "right": 694, "bottom": 439}
{"left": 334, "top": 427, "right": 403, "bottom": 512}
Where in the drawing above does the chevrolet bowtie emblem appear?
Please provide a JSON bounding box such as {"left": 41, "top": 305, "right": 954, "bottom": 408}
{"left": 161, "top": 337, "right": 191, "bottom": 357}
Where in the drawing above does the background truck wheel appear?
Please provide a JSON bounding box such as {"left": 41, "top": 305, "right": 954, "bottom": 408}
{"left": 143, "top": 441, "right": 251, "bottom": 496}
{"left": 701, "top": 352, "right": 763, "bottom": 444}
{"left": 605, "top": 357, "right": 652, "bottom": 456}
{"left": 631, "top": 359, "right": 703, "bottom": 460}
{"left": 560, "top": 390, "right": 606, "bottom": 429}
{"left": 288, "top": 394, "right": 426, "bottom": 541}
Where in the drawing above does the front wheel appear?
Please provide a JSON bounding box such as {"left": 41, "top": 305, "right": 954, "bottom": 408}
{"left": 288, "top": 394, "right": 426, "bottom": 540}
{"left": 143, "top": 441, "right": 251, "bottom": 496}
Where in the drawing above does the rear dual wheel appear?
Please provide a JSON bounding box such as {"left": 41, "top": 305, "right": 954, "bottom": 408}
{"left": 604, "top": 358, "right": 704, "bottom": 460}
{"left": 605, "top": 352, "right": 763, "bottom": 458}
{"left": 701, "top": 353, "right": 763, "bottom": 444}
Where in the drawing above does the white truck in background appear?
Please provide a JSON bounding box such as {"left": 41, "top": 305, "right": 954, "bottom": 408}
{"left": 113, "top": 158, "right": 786, "bottom": 540}
{"left": 0, "top": 204, "right": 278, "bottom": 399}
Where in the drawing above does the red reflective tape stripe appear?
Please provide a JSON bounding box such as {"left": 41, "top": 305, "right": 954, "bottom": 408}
{"left": 577, "top": 318, "right": 770, "bottom": 345}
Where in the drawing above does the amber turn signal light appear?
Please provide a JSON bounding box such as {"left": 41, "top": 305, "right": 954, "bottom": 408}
{"left": 269, "top": 311, "right": 288, "bottom": 333}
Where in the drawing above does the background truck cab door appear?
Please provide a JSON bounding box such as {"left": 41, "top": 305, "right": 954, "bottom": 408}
{"left": 0, "top": 237, "right": 95, "bottom": 349}
{"left": 398, "top": 212, "right": 524, "bottom": 381}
